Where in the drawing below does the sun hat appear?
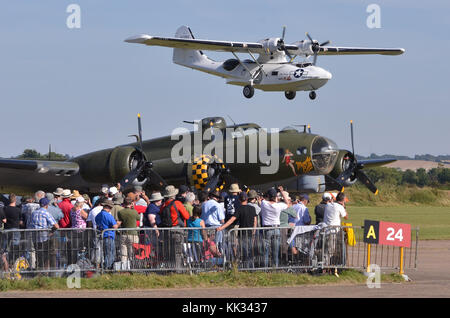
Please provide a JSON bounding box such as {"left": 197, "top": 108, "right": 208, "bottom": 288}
{"left": 53, "top": 188, "right": 64, "bottom": 196}
{"left": 149, "top": 192, "right": 164, "bottom": 202}
{"left": 164, "top": 185, "right": 179, "bottom": 198}
{"left": 228, "top": 183, "right": 241, "bottom": 193}
{"left": 101, "top": 201, "right": 114, "bottom": 209}
{"left": 71, "top": 190, "right": 81, "bottom": 199}
{"left": 247, "top": 190, "right": 258, "bottom": 199}
{"left": 62, "top": 189, "right": 72, "bottom": 198}
{"left": 108, "top": 187, "right": 118, "bottom": 196}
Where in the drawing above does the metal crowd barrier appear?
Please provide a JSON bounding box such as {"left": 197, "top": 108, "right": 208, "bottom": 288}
{"left": 0, "top": 225, "right": 419, "bottom": 278}
{"left": 0, "top": 228, "right": 98, "bottom": 279}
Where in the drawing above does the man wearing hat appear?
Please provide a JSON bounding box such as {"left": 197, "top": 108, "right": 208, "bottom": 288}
{"left": 314, "top": 193, "right": 332, "bottom": 225}
{"left": 45, "top": 193, "right": 64, "bottom": 223}
{"left": 202, "top": 190, "right": 226, "bottom": 253}
{"left": 58, "top": 189, "right": 73, "bottom": 228}
{"left": 160, "top": 185, "right": 190, "bottom": 227}
{"left": 27, "top": 198, "right": 59, "bottom": 270}
{"left": 53, "top": 188, "right": 64, "bottom": 204}
{"left": 95, "top": 200, "right": 119, "bottom": 269}
{"left": 224, "top": 183, "right": 242, "bottom": 224}
{"left": 143, "top": 192, "right": 164, "bottom": 228}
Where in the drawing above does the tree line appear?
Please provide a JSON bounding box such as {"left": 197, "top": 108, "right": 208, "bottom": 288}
{"left": 366, "top": 167, "right": 450, "bottom": 187}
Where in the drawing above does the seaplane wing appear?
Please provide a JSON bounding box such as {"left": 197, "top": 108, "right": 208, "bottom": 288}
{"left": 318, "top": 46, "right": 405, "bottom": 56}
{"left": 124, "top": 34, "right": 274, "bottom": 54}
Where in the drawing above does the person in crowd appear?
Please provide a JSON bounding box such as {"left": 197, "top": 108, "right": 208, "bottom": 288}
{"left": 184, "top": 192, "right": 195, "bottom": 217}
{"left": 21, "top": 190, "right": 44, "bottom": 228}
{"left": 1, "top": 194, "right": 22, "bottom": 272}
{"left": 45, "top": 193, "right": 63, "bottom": 223}
{"left": 133, "top": 185, "right": 150, "bottom": 207}
{"left": 92, "top": 184, "right": 109, "bottom": 206}
{"left": 247, "top": 190, "right": 261, "bottom": 227}
{"left": 323, "top": 192, "right": 348, "bottom": 226}
{"left": 315, "top": 193, "right": 332, "bottom": 225}
{"left": 144, "top": 192, "right": 163, "bottom": 229}
{"left": 95, "top": 201, "right": 119, "bottom": 270}
{"left": 27, "top": 198, "right": 59, "bottom": 270}
{"left": 110, "top": 189, "right": 124, "bottom": 222}
{"left": 160, "top": 185, "right": 190, "bottom": 227}
{"left": 159, "top": 185, "right": 190, "bottom": 270}
{"left": 201, "top": 190, "right": 225, "bottom": 253}
{"left": 71, "top": 198, "right": 88, "bottom": 229}
{"left": 218, "top": 192, "right": 257, "bottom": 267}
{"left": 197, "top": 191, "right": 209, "bottom": 206}
{"left": 224, "top": 183, "right": 241, "bottom": 224}
{"left": 58, "top": 189, "right": 73, "bottom": 228}
{"left": 53, "top": 188, "right": 64, "bottom": 204}
{"left": 118, "top": 197, "right": 140, "bottom": 266}
{"left": 259, "top": 186, "right": 290, "bottom": 268}
{"left": 187, "top": 205, "right": 206, "bottom": 262}
{"left": 292, "top": 193, "right": 311, "bottom": 226}
{"left": 176, "top": 185, "right": 189, "bottom": 204}
{"left": 70, "top": 198, "right": 89, "bottom": 264}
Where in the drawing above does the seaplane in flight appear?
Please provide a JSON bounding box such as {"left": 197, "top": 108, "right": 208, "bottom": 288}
{"left": 125, "top": 26, "right": 404, "bottom": 100}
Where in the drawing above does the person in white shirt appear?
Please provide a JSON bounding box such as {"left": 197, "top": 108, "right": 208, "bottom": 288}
{"left": 292, "top": 193, "right": 311, "bottom": 226}
{"left": 323, "top": 192, "right": 348, "bottom": 227}
{"left": 260, "top": 186, "right": 290, "bottom": 267}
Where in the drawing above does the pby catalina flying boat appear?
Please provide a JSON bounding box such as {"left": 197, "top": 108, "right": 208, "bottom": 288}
{"left": 0, "top": 115, "right": 395, "bottom": 195}
{"left": 125, "top": 25, "right": 405, "bottom": 100}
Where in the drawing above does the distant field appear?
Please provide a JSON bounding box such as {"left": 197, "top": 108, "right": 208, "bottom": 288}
{"left": 310, "top": 206, "right": 450, "bottom": 240}
{"left": 385, "top": 160, "right": 450, "bottom": 171}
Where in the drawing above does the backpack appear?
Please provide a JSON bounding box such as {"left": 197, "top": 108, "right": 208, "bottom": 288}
{"left": 159, "top": 200, "right": 183, "bottom": 228}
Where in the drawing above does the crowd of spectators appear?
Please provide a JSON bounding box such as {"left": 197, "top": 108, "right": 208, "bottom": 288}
{"left": 0, "top": 183, "right": 348, "bottom": 273}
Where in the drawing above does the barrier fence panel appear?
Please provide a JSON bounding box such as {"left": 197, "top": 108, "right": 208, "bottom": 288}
{"left": 0, "top": 225, "right": 419, "bottom": 278}
{"left": 0, "top": 228, "right": 98, "bottom": 279}
{"left": 100, "top": 227, "right": 225, "bottom": 274}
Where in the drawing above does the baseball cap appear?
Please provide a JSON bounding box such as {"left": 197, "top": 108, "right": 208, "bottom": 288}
{"left": 179, "top": 185, "right": 189, "bottom": 194}
{"left": 109, "top": 187, "right": 118, "bottom": 195}
{"left": 39, "top": 198, "right": 50, "bottom": 207}
{"left": 322, "top": 193, "right": 332, "bottom": 201}
{"left": 266, "top": 188, "right": 277, "bottom": 198}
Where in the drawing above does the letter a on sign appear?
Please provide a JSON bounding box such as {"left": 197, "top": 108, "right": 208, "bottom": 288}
{"left": 363, "top": 220, "right": 379, "bottom": 244}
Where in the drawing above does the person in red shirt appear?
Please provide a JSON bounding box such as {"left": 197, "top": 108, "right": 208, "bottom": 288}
{"left": 159, "top": 185, "right": 190, "bottom": 227}
{"left": 58, "top": 189, "right": 73, "bottom": 228}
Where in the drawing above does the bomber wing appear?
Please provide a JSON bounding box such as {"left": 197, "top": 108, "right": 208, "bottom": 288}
{"left": 125, "top": 34, "right": 268, "bottom": 54}
{"left": 0, "top": 158, "right": 80, "bottom": 194}
{"left": 318, "top": 46, "right": 405, "bottom": 56}
{"left": 357, "top": 158, "right": 397, "bottom": 168}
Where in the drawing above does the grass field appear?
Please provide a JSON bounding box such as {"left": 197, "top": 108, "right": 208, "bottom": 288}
{"left": 0, "top": 270, "right": 404, "bottom": 291}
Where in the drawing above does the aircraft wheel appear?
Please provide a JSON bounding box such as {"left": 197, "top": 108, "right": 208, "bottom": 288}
{"left": 243, "top": 85, "right": 254, "bottom": 99}
{"left": 309, "top": 91, "right": 317, "bottom": 100}
{"left": 285, "top": 91, "right": 296, "bottom": 100}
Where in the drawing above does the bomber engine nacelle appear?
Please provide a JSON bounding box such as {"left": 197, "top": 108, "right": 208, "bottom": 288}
{"left": 77, "top": 146, "right": 146, "bottom": 186}
{"left": 290, "top": 40, "right": 315, "bottom": 56}
{"left": 261, "top": 38, "right": 283, "bottom": 53}
{"left": 329, "top": 150, "right": 357, "bottom": 186}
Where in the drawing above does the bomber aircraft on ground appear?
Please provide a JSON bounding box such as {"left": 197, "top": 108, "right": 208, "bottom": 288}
{"left": 125, "top": 25, "right": 405, "bottom": 100}
{"left": 0, "top": 115, "right": 395, "bottom": 196}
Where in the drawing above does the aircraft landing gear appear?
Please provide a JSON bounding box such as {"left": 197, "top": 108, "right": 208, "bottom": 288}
{"left": 284, "top": 91, "right": 296, "bottom": 100}
{"left": 309, "top": 91, "right": 317, "bottom": 100}
{"left": 243, "top": 85, "right": 254, "bottom": 98}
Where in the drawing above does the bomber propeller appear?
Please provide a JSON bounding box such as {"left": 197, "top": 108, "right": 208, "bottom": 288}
{"left": 305, "top": 32, "right": 331, "bottom": 65}
{"left": 119, "top": 114, "right": 168, "bottom": 190}
{"left": 328, "top": 121, "right": 379, "bottom": 194}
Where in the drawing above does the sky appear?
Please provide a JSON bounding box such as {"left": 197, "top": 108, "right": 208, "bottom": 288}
{"left": 1, "top": 0, "right": 449, "bottom": 159}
